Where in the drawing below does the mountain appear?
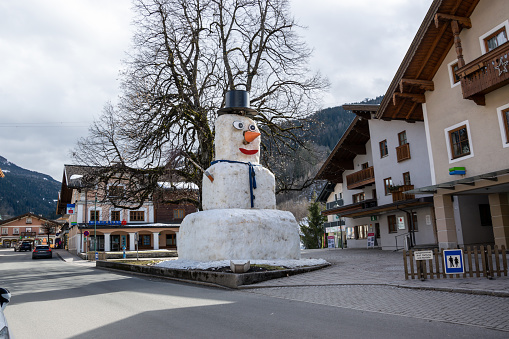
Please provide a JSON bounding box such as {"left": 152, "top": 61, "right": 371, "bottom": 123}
{"left": 0, "top": 156, "right": 61, "bottom": 220}
{"left": 307, "top": 95, "right": 384, "bottom": 150}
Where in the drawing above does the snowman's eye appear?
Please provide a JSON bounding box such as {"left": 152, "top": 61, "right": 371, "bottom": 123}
{"left": 233, "top": 121, "right": 244, "bottom": 130}
{"left": 248, "top": 124, "right": 257, "bottom": 131}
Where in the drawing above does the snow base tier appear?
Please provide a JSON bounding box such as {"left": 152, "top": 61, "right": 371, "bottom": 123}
{"left": 202, "top": 162, "right": 276, "bottom": 210}
{"left": 177, "top": 209, "right": 301, "bottom": 261}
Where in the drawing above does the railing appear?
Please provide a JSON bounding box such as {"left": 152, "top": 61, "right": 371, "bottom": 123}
{"left": 346, "top": 166, "right": 375, "bottom": 190}
{"left": 326, "top": 199, "right": 344, "bottom": 210}
{"left": 403, "top": 245, "right": 507, "bottom": 280}
{"left": 396, "top": 143, "right": 411, "bottom": 162}
{"left": 390, "top": 185, "right": 415, "bottom": 202}
{"left": 456, "top": 42, "right": 509, "bottom": 104}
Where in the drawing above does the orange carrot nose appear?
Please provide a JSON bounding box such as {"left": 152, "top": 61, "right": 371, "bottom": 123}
{"left": 244, "top": 130, "right": 261, "bottom": 143}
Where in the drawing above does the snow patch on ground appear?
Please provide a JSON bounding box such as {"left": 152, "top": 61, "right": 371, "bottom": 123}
{"left": 155, "top": 258, "right": 328, "bottom": 270}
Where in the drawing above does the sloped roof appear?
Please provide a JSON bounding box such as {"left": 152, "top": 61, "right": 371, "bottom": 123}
{"left": 376, "top": 0, "right": 480, "bottom": 121}
{"left": 314, "top": 115, "right": 370, "bottom": 184}
{"left": 0, "top": 212, "right": 59, "bottom": 227}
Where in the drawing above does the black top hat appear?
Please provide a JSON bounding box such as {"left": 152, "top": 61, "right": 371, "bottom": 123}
{"left": 217, "top": 90, "right": 258, "bottom": 117}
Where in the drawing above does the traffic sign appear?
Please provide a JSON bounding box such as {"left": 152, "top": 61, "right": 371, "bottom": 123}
{"left": 84, "top": 231, "right": 90, "bottom": 237}
{"left": 443, "top": 249, "right": 464, "bottom": 274}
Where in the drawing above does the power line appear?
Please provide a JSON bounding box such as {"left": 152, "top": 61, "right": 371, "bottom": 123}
{"left": 0, "top": 122, "right": 91, "bottom": 128}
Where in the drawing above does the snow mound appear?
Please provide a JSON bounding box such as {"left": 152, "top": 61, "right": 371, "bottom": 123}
{"left": 155, "top": 258, "right": 329, "bottom": 270}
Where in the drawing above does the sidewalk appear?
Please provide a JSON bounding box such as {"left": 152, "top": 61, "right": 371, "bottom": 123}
{"left": 249, "top": 248, "right": 509, "bottom": 296}
{"left": 53, "top": 248, "right": 509, "bottom": 296}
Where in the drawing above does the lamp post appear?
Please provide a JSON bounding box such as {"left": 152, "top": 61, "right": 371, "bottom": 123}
{"left": 94, "top": 191, "right": 97, "bottom": 259}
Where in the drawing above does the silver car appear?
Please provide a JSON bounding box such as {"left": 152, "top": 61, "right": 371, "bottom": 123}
{"left": 0, "top": 288, "right": 12, "bottom": 339}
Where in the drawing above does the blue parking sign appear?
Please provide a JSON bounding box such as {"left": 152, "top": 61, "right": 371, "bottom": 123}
{"left": 443, "top": 249, "right": 464, "bottom": 274}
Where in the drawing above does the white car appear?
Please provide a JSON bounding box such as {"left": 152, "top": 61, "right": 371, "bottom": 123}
{"left": 0, "top": 288, "right": 12, "bottom": 339}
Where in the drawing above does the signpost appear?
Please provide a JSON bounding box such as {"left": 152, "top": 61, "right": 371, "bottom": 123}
{"left": 327, "top": 236, "right": 335, "bottom": 248}
{"left": 414, "top": 250, "right": 433, "bottom": 261}
{"left": 367, "top": 232, "right": 375, "bottom": 248}
{"left": 443, "top": 249, "right": 464, "bottom": 274}
{"left": 397, "top": 216, "right": 405, "bottom": 230}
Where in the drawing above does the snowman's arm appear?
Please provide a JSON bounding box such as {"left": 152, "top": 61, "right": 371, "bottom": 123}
{"left": 205, "top": 169, "right": 214, "bottom": 182}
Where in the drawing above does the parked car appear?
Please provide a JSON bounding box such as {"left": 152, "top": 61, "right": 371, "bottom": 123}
{"left": 0, "top": 287, "right": 12, "bottom": 339}
{"left": 14, "top": 241, "right": 32, "bottom": 252}
{"left": 32, "top": 245, "right": 52, "bottom": 259}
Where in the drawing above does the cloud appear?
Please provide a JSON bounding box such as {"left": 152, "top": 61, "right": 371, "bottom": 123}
{"left": 0, "top": 0, "right": 433, "bottom": 180}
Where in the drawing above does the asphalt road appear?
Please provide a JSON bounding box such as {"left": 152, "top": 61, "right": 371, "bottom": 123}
{"left": 0, "top": 248, "right": 506, "bottom": 338}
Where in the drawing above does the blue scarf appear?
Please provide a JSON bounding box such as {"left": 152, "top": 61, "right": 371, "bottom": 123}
{"left": 210, "top": 160, "right": 258, "bottom": 208}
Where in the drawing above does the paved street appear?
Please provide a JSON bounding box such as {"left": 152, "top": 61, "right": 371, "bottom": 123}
{"left": 2, "top": 247, "right": 508, "bottom": 337}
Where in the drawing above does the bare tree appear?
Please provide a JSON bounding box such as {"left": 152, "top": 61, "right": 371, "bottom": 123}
{"left": 72, "top": 0, "right": 328, "bottom": 209}
{"left": 40, "top": 222, "right": 56, "bottom": 245}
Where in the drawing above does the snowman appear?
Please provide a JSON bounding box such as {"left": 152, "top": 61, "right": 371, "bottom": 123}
{"left": 178, "top": 90, "right": 301, "bottom": 261}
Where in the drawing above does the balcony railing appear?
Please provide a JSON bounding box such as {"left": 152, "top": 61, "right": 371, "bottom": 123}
{"left": 396, "top": 143, "right": 411, "bottom": 162}
{"left": 346, "top": 166, "right": 375, "bottom": 190}
{"left": 326, "top": 199, "right": 344, "bottom": 211}
{"left": 456, "top": 42, "right": 509, "bottom": 105}
{"left": 390, "top": 185, "right": 415, "bottom": 202}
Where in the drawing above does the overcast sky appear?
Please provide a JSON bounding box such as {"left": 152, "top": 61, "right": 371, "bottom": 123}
{"left": 0, "top": 0, "right": 432, "bottom": 181}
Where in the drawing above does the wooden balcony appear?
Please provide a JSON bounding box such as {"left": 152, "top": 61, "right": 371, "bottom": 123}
{"left": 456, "top": 42, "right": 509, "bottom": 105}
{"left": 396, "top": 143, "right": 411, "bottom": 162}
{"left": 346, "top": 166, "right": 375, "bottom": 190}
{"left": 390, "top": 185, "right": 415, "bottom": 202}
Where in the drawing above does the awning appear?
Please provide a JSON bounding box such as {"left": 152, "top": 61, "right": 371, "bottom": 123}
{"left": 406, "top": 168, "right": 509, "bottom": 194}
{"left": 324, "top": 197, "right": 433, "bottom": 219}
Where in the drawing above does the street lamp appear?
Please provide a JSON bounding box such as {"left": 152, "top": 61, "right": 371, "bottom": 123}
{"left": 94, "top": 191, "right": 97, "bottom": 258}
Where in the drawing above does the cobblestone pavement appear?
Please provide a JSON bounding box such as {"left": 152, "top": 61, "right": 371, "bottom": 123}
{"left": 245, "top": 285, "right": 509, "bottom": 332}
{"left": 250, "top": 248, "right": 509, "bottom": 296}
{"left": 243, "top": 248, "right": 509, "bottom": 333}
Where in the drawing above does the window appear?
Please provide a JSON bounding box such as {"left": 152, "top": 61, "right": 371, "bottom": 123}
{"left": 346, "top": 227, "right": 356, "bottom": 239}
{"left": 130, "top": 211, "right": 145, "bottom": 221}
{"left": 361, "top": 162, "right": 369, "bottom": 169}
{"left": 108, "top": 185, "right": 125, "bottom": 197}
{"left": 25, "top": 227, "right": 31, "bottom": 233}
{"left": 504, "top": 108, "right": 509, "bottom": 143}
{"left": 352, "top": 193, "right": 365, "bottom": 203}
{"left": 501, "top": 107, "right": 509, "bottom": 145}
{"left": 451, "top": 62, "right": 460, "bottom": 83}
{"left": 357, "top": 225, "right": 368, "bottom": 239}
{"left": 447, "top": 59, "right": 461, "bottom": 87}
{"left": 383, "top": 177, "right": 393, "bottom": 196}
{"left": 90, "top": 210, "right": 100, "bottom": 222}
{"left": 398, "top": 131, "right": 407, "bottom": 146}
{"left": 13, "top": 228, "right": 19, "bottom": 235}
{"left": 1, "top": 228, "right": 7, "bottom": 235}
{"left": 411, "top": 212, "right": 418, "bottom": 232}
{"left": 166, "top": 234, "right": 177, "bottom": 246}
{"left": 448, "top": 125, "right": 471, "bottom": 159}
{"left": 480, "top": 21, "right": 509, "bottom": 54}
{"left": 142, "top": 235, "right": 151, "bottom": 246}
{"left": 26, "top": 217, "right": 32, "bottom": 224}
{"left": 479, "top": 204, "right": 493, "bottom": 226}
{"left": 388, "top": 215, "right": 397, "bottom": 233}
{"left": 484, "top": 27, "right": 507, "bottom": 52}
{"left": 403, "top": 172, "right": 411, "bottom": 186}
{"left": 379, "top": 140, "right": 388, "bottom": 158}
{"left": 111, "top": 210, "right": 121, "bottom": 222}
{"left": 173, "top": 208, "right": 185, "bottom": 219}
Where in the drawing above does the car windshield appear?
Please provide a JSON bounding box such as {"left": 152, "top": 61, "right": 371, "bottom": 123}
{"left": 36, "top": 246, "right": 50, "bottom": 250}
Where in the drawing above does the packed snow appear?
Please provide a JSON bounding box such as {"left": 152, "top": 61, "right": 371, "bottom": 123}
{"left": 155, "top": 258, "right": 328, "bottom": 270}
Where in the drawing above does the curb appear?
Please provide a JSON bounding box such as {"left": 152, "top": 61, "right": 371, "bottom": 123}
{"left": 96, "top": 261, "right": 330, "bottom": 289}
